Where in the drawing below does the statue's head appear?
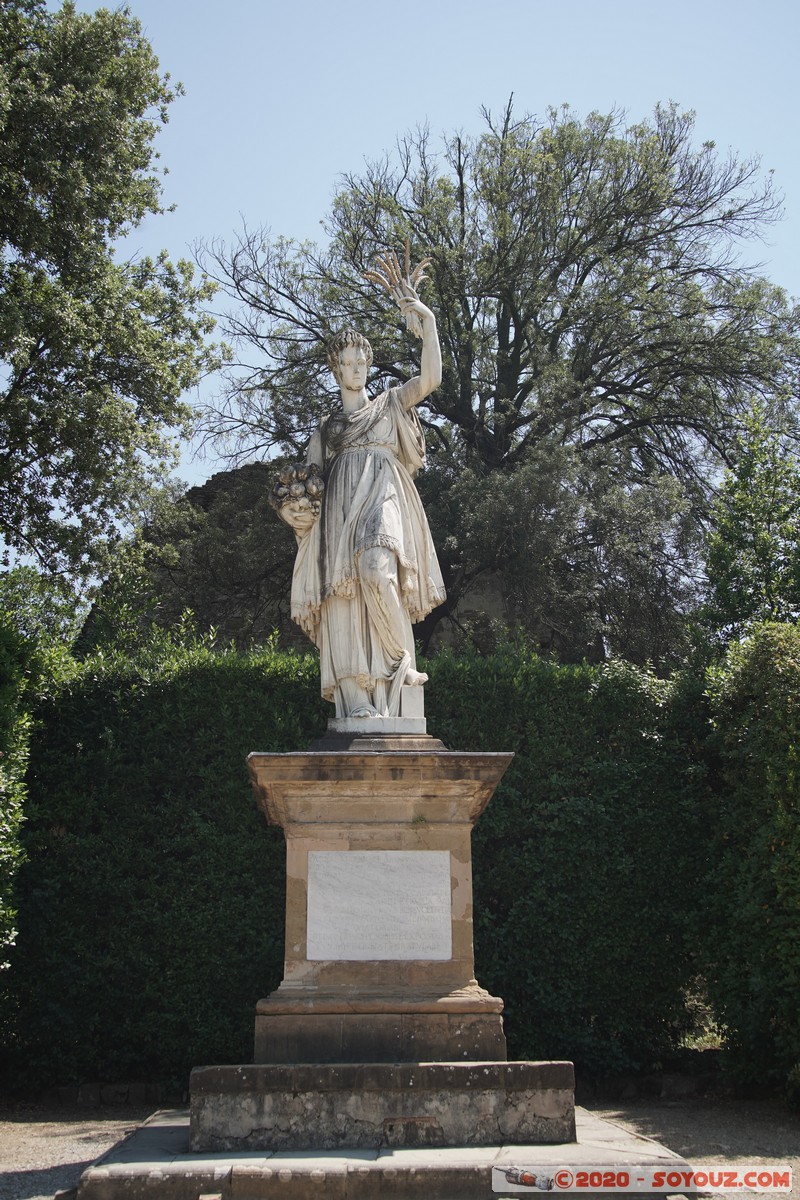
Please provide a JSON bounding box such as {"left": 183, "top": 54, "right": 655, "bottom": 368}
{"left": 327, "top": 329, "right": 373, "bottom": 383}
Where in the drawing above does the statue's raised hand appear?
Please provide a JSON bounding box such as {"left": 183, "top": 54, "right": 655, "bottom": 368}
{"left": 364, "top": 239, "right": 432, "bottom": 339}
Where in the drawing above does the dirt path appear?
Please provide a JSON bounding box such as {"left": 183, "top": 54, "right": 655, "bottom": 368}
{"left": 0, "top": 1098, "right": 797, "bottom": 1200}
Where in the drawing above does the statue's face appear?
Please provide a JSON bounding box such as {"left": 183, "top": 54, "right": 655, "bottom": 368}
{"left": 336, "top": 345, "right": 368, "bottom": 392}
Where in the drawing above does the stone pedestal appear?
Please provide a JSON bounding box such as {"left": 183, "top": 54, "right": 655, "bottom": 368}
{"left": 247, "top": 741, "right": 513, "bottom": 1066}
{"left": 188, "top": 721, "right": 578, "bottom": 1154}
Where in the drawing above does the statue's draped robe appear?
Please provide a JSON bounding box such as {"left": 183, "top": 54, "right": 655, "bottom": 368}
{"left": 291, "top": 387, "right": 446, "bottom": 716}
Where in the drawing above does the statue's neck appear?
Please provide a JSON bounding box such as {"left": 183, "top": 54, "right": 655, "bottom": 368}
{"left": 340, "top": 388, "right": 369, "bottom": 413}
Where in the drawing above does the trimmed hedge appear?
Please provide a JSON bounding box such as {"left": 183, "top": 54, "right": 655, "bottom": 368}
{"left": 427, "top": 650, "right": 712, "bottom": 1073}
{"left": 2, "top": 634, "right": 326, "bottom": 1088}
{"left": 704, "top": 623, "right": 800, "bottom": 1088}
{"left": 2, "top": 637, "right": 715, "bottom": 1088}
{"left": 0, "top": 622, "right": 31, "bottom": 976}
{"left": 7, "top": 625, "right": 800, "bottom": 1091}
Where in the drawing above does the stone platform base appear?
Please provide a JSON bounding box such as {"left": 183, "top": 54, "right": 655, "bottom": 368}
{"left": 190, "top": 1061, "right": 575, "bottom": 1152}
{"left": 75, "top": 1107, "right": 686, "bottom": 1200}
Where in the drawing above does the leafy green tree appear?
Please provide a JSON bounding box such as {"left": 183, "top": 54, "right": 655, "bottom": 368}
{"left": 0, "top": 618, "right": 29, "bottom": 975}
{"left": 0, "top": 0, "right": 217, "bottom": 576}
{"left": 0, "top": 565, "right": 84, "bottom": 651}
{"left": 199, "top": 101, "right": 799, "bottom": 659}
{"left": 424, "top": 443, "right": 700, "bottom": 661}
{"left": 704, "top": 624, "right": 800, "bottom": 1087}
{"left": 76, "top": 467, "right": 303, "bottom": 655}
{"left": 0, "top": 567, "right": 81, "bottom": 978}
{"left": 704, "top": 408, "right": 800, "bottom": 641}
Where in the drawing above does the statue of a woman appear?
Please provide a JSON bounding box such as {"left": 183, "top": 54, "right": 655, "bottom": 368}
{"left": 278, "top": 250, "right": 446, "bottom": 719}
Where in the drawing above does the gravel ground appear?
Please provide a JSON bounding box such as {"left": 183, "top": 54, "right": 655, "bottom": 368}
{"left": 0, "top": 1097, "right": 797, "bottom": 1200}
{"left": 591, "top": 1097, "right": 800, "bottom": 1163}
{"left": 590, "top": 1099, "right": 800, "bottom": 1200}
{"left": 0, "top": 1106, "right": 152, "bottom": 1200}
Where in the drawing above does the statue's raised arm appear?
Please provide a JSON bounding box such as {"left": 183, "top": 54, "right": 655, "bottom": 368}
{"left": 273, "top": 242, "right": 446, "bottom": 721}
{"left": 364, "top": 241, "right": 442, "bottom": 408}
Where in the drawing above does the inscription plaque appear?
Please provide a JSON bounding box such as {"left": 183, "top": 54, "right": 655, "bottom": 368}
{"left": 306, "top": 850, "right": 452, "bottom": 961}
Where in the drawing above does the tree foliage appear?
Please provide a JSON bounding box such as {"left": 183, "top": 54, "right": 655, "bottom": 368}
{"left": 199, "top": 101, "right": 799, "bottom": 660}
{"left": 703, "top": 408, "right": 800, "bottom": 642}
{"left": 76, "top": 467, "right": 302, "bottom": 655}
{"left": 0, "top": 565, "right": 84, "bottom": 650}
{"left": 0, "top": 618, "right": 29, "bottom": 975}
{"left": 0, "top": 0, "right": 217, "bottom": 575}
{"left": 704, "top": 623, "right": 800, "bottom": 1087}
{"left": 0, "top": 567, "right": 82, "bottom": 978}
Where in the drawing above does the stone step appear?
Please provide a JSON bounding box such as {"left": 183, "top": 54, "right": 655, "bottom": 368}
{"left": 76, "top": 1107, "right": 685, "bottom": 1200}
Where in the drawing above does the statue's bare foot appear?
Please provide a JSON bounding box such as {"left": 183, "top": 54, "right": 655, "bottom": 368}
{"left": 350, "top": 704, "right": 381, "bottom": 718}
{"left": 405, "top": 668, "right": 428, "bottom": 686}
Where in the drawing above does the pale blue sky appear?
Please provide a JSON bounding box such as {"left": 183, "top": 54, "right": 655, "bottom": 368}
{"left": 73, "top": 0, "right": 800, "bottom": 483}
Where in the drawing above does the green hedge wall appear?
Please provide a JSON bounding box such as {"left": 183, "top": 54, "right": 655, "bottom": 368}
{"left": 7, "top": 626, "right": 800, "bottom": 1092}
{"left": 704, "top": 623, "right": 800, "bottom": 1088}
{"left": 0, "top": 622, "right": 31, "bottom": 977}
{"left": 2, "top": 637, "right": 716, "bottom": 1089}
{"left": 426, "top": 650, "right": 712, "bottom": 1073}
{"left": 2, "top": 635, "right": 326, "bottom": 1088}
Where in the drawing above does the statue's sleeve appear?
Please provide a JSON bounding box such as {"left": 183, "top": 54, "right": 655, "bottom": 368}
{"left": 306, "top": 426, "right": 324, "bottom": 468}
{"left": 290, "top": 516, "right": 322, "bottom": 643}
{"left": 390, "top": 390, "right": 426, "bottom": 476}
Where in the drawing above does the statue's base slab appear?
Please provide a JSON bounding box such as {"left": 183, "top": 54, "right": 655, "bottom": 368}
{"left": 327, "top": 715, "right": 427, "bottom": 735}
{"left": 75, "top": 1106, "right": 686, "bottom": 1200}
{"left": 190, "top": 1062, "right": 575, "bottom": 1152}
{"left": 309, "top": 729, "right": 445, "bottom": 750}
{"left": 309, "top": 686, "right": 437, "bottom": 747}
{"left": 311, "top": 712, "right": 443, "bottom": 750}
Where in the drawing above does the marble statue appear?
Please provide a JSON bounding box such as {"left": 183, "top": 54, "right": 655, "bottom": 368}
{"left": 272, "top": 248, "right": 446, "bottom": 719}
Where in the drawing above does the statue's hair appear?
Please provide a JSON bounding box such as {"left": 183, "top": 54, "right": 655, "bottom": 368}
{"left": 327, "top": 328, "right": 373, "bottom": 377}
